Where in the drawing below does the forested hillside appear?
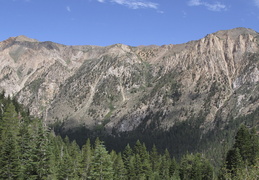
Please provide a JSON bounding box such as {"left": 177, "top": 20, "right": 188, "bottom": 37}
{"left": 0, "top": 92, "right": 258, "bottom": 179}
{"left": 1, "top": 29, "right": 258, "bottom": 176}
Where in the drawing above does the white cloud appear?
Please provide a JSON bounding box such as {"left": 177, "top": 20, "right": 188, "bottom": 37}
{"left": 204, "top": 2, "right": 226, "bottom": 11}
{"left": 254, "top": 0, "right": 259, "bottom": 8}
{"left": 188, "top": 0, "right": 202, "bottom": 6}
{"left": 188, "top": 0, "right": 226, "bottom": 12}
{"left": 97, "top": 0, "right": 158, "bottom": 10}
{"left": 66, "top": 6, "right": 71, "bottom": 12}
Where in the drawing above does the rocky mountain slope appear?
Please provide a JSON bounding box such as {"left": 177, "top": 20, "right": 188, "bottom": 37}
{"left": 0, "top": 28, "right": 258, "bottom": 134}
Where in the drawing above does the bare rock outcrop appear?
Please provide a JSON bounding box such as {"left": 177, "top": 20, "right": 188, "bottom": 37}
{"left": 0, "top": 28, "right": 258, "bottom": 133}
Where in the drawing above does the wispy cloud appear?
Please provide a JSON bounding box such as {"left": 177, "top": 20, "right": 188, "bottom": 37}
{"left": 66, "top": 6, "right": 71, "bottom": 12}
{"left": 254, "top": 0, "right": 259, "bottom": 8}
{"left": 188, "top": 0, "right": 227, "bottom": 12}
{"left": 96, "top": 0, "right": 158, "bottom": 10}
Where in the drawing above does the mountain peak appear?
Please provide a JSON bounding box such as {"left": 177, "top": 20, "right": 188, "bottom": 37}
{"left": 213, "top": 27, "right": 258, "bottom": 39}
{"left": 14, "top": 35, "right": 39, "bottom": 42}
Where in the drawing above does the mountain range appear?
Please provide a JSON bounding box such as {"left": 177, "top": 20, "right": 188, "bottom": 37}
{"left": 0, "top": 28, "right": 258, "bottom": 138}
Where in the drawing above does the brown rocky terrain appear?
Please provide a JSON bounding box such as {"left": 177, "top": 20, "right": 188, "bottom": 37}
{"left": 0, "top": 27, "right": 258, "bottom": 133}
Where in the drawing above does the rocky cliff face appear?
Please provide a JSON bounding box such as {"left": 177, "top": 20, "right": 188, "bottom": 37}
{"left": 0, "top": 28, "right": 258, "bottom": 133}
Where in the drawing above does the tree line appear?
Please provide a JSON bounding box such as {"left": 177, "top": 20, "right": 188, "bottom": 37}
{"left": 0, "top": 91, "right": 258, "bottom": 179}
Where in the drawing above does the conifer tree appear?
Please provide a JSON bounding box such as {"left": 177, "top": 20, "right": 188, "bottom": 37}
{"left": 47, "top": 133, "right": 61, "bottom": 179}
{"left": 0, "top": 103, "right": 19, "bottom": 140}
{"left": 133, "top": 140, "right": 151, "bottom": 179}
{"left": 248, "top": 128, "right": 259, "bottom": 165}
{"left": 179, "top": 153, "right": 213, "bottom": 180}
{"left": 90, "top": 138, "right": 114, "bottom": 180}
{"left": 18, "top": 122, "right": 37, "bottom": 179}
{"left": 225, "top": 148, "right": 243, "bottom": 177}
{"left": 122, "top": 143, "right": 133, "bottom": 177}
{"left": 159, "top": 149, "right": 171, "bottom": 179}
{"left": 150, "top": 145, "right": 161, "bottom": 179}
{"left": 222, "top": 125, "right": 259, "bottom": 178}
{"left": 169, "top": 157, "right": 178, "bottom": 178}
{"left": 233, "top": 125, "right": 251, "bottom": 162}
{"left": 113, "top": 153, "right": 127, "bottom": 180}
{"left": 34, "top": 121, "right": 51, "bottom": 179}
{"left": 110, "top": 150, "right": 118, "bottom": 164}
{"left": 128, "top": 155, "right": 137, "bottom": 180}
{"left": 57, "top": 145, "right": 75, "bottom": 180}
{"left": 80, "top": 138, "right": 92, "bottom": 179}
{"left": 0, "top": 131, "right": 21, "bottom": 179}
{"left": 134, "top": 154, "right": 144, "bottom": 179}
{"left": 0, "top": 102, "right": 22, "bottom": 179}
{"left": 69, "top": 140, "right": 81, "bottom": 178}
{"left": 200, "top": 156, "right": 213, "bottom": 180}
{"left": 232, "top": 125, "right": 259, "bottom": 166}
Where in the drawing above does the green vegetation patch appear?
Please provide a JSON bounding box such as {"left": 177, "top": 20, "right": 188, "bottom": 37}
{"left": 29, "top": 78, "right": 44, "bottom": 93}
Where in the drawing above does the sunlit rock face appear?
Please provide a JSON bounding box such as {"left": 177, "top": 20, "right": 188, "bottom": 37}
{"left": 0, "top": 28, "right": 258, "bottom": 133}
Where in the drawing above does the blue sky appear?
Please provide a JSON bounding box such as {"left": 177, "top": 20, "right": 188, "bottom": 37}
{"left": 0, "top": 0, "right": 259, "bottom": 46}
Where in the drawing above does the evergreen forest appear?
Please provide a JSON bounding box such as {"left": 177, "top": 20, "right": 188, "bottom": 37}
{"left": 0, "top": 91, "right": 259, "bottom": 179}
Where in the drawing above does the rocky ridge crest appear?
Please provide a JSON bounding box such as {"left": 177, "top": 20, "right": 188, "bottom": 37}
{"left": 0, "top": 28, "right": 258, "bottom": 133}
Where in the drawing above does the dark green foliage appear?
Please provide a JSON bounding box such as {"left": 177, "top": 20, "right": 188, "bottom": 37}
{"left": 80, "top": 138, "right": 92, "bottom": 179}
{"left": 0, "top": 131, "right": 21, "bottom": 179}
{"left": 170, "top": 158, "right": 178, "bottom": 178}
{"left": 18, "top": 123, "right": 38, "bottom": 179}
{"left": 179, "top": 153, "right": 213, "bottom": 180}
{"left": 0, "top": 96, "right": 52, "bottom": 179}
{"left": 221, "top": 124, "right": 259, "bottom": 178}
{"left": 57, "top": 147, "right": 75, "bottom": 180}
{"left": 113, "top": 153, "right": 127, "bottom": 180}
{"left": 34, "top": 122, "right": 51, "bottom": 179}
{"left": 233, "top": 125, "right": 259, "bottom": 166}
{"left": 29, "top": 78, "right": 44, "bottom": 93}
{"left": 234, "top": 125, "right": 251, "bottom": 161}
{"left": 225, "top": 148, "right": 243, "bottom": 176}
{"left": 159, "top": 149, "right": 171, "bottom": 179}
{"left": 122, "top": 144, "right": 133, "bottom": 177}
{"left": 90, "top": 138, "right": 114, "bottom": 179}
{"left": 150, "top": 145, "right": 161, "bottom": 175}
{"left": 1, "top": 103, "right": 19, "bottom": 138}
{"left": 0, "top": 93, "right": 258, "bottom": 179}
{"left": 53, "top": 106, "right": 259, "bottom": 178}
{"left": 248, "top": 128, "right": 259, "bottom": 165}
